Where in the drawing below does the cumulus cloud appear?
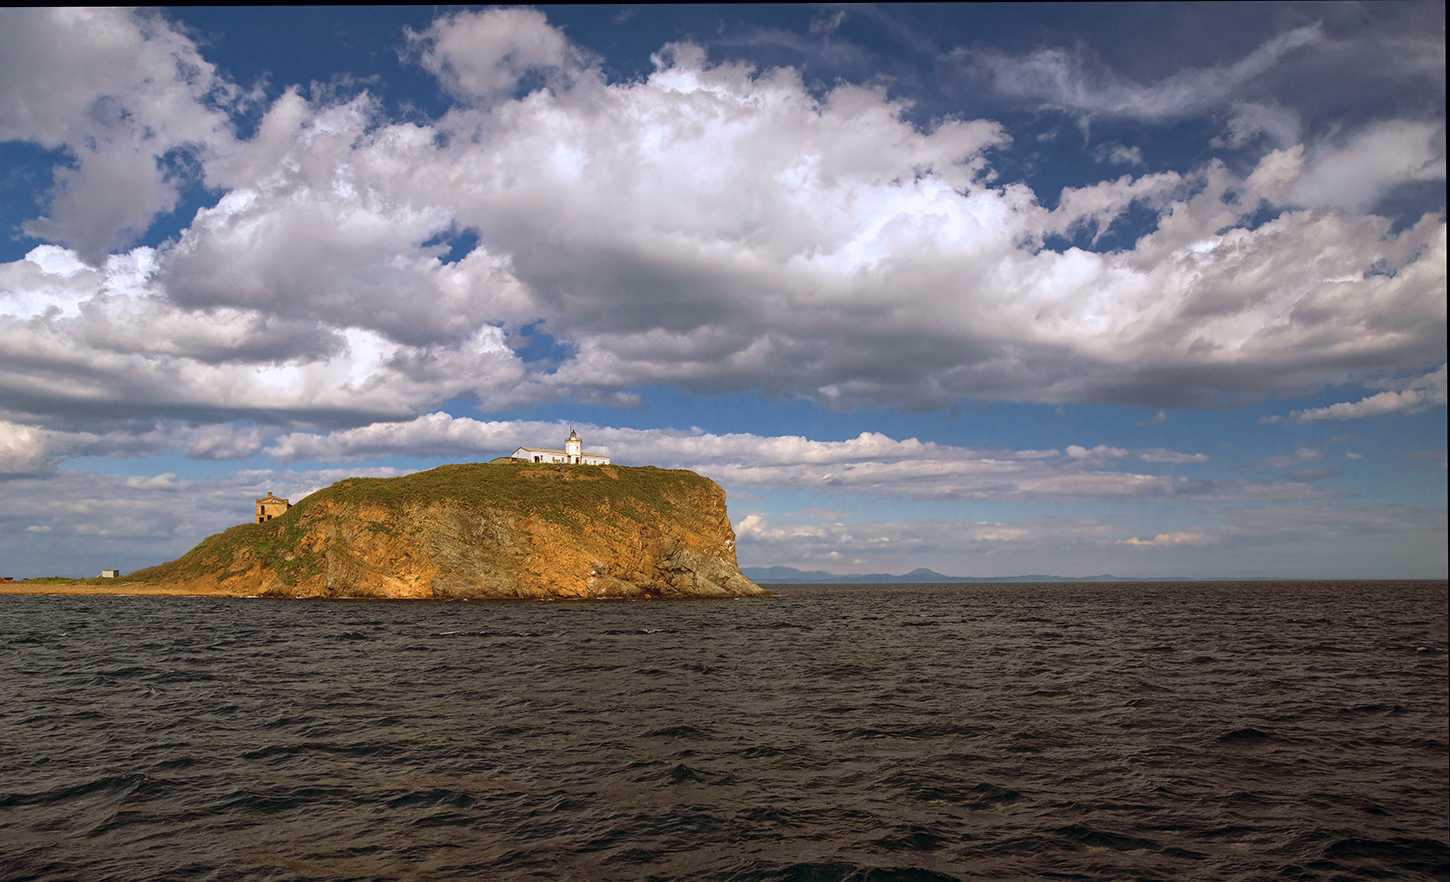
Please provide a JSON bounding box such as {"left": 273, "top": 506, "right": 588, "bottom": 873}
{"left": 170, "top": 46, "right": 1448, "bottom": 413}
{"left": 404, "top": 8, "right": 581, "bottom": 103}
{"left": 0, "top": 9, "right": 238, "bottom": 262}
{"left": 1290, "top": 121, "right": 1446, "bottom": 212}
{"left": 1290, "top": 364, "right": 1447, "bottom": 422}
{"left": 0, "top": 244, "right": 541, "bottom": 423}
{"left": 0, "top": 420, "right": 59, "bottom": 476}
{"left": 0, "top": 9, "right": 1444, "bottom": 434}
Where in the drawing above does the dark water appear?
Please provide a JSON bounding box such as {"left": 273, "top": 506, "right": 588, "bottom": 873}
{"left": 1, "top": 581, "right": 1446, "bottom": 882}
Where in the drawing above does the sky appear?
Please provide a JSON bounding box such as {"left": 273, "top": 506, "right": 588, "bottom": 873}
{"left": 0, "top": 4, "right": 1445, "bottom": 580}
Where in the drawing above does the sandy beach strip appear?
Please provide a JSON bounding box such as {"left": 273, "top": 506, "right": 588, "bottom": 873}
{"left": 0, "top": 581, "right": 234, "bottom": 597}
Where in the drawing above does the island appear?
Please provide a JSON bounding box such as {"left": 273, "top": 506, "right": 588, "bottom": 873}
{"left": 51, "top": 463, "right": 770, "bottom": 600}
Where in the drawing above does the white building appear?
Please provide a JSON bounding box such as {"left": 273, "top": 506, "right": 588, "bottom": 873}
{"left": 510, "top": 429, "right": 610, "bottom": 465}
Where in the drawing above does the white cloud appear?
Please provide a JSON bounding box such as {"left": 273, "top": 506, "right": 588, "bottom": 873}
{"left": 1137, "top": 449, "right": 1209, "bottom": 464}
{"left": 734, "top": 512, "right": 1117, "bottom": 571}
{"left": 179, "top": 424, "right": 265, "bottom": 461}
{"left": 1094, "top": 143, "right": 1144, "bottom": 166}
{"left": 809, "top": 11, "right": 847, "bottom": 36}
{"left": 1214, "top": 102, "right": 1303, "bottom": 149}
{"left": 1248, "top": 446, "right": 1326, "bottom": 469}
{"left": 0, "top": 9, "right": 239, "bottom": 261}
{"left": 1119, "top": 530, "right": 1216, "bottom": 547}
{"left": 961, "top": 25, "right": 1325, "bottom": 124}
{"left": 1066, "top": 444, "right": 1129, "bottom": 459}
{"left": 1291, "top": 364, "right": 1447, "bottom": 422}
{"left": 169, "top": 89, "right": 541, "bottom": 345}
{"left": 0, "top": 10, "right": 1444, "bottom": 433}
{"left": 126, "top": 472, "right": 181, "bottom": 490}
{"left": 405, "top": 8, "right": 579, "bottom": 103}
{"left": 1290, "top": 120, "right": 1446, "bottom": 213}
{"left": 0, "top": 244, "right": 541, "bottom": 421}
{"left": 1066, "top": 441, "right": 1208, "bottom": 465}
{"left": 260, "top": 414, "right": 1312, "bottom": 505}
{"left": 0, "top": 420, "right": 58, "bottom": 476}
{"left": 0, "top": 420, "right": 267, "bottom": 468}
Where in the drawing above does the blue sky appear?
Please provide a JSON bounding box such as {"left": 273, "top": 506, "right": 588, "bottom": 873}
{"left": 0, "top": 5, "right": 1444, "bottom": 579}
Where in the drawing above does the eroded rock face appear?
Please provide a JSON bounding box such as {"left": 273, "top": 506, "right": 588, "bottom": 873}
{"left": 130, "top": 464, "right": 770, "bottom": 600}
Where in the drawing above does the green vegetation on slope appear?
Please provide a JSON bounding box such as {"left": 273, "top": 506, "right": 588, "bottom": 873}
{"left": 320, "top": 463, "right": 698, "bottom": 521}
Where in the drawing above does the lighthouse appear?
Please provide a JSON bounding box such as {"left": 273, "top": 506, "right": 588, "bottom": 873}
{"left": 507, "top": 428, "right": 610, "bottom": 465}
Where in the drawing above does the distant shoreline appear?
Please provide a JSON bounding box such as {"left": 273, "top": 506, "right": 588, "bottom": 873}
{"left": 740, "top": 566, "right": 1450, "bottom": 584}
{"left": 0, "top": 580, "right": 234, "bottom": 597}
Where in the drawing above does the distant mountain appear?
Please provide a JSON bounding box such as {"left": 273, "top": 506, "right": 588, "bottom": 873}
{"left": 741, "top": 566, "right": 1185, "bottom": 584}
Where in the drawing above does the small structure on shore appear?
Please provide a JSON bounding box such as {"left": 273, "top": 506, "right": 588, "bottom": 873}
{"left": 100, "top": 569, "right": 119, "bottom": 579}
{"left": 507, "top": 429, "right": 610, "bottom": 465}
{"left": 256, "top": 492, "right": 291, "bottom": 523}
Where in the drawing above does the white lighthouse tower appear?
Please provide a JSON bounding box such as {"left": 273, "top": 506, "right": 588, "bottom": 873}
{"left": 565, "top": 428, "right": 582, "bottom": 463}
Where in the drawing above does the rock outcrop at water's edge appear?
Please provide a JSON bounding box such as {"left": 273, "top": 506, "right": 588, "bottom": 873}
{"left": 128, "top": 464, "right": 770, "bottom": 600}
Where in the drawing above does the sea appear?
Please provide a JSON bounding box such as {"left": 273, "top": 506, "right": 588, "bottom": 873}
{"left": 1, "top": 580, "right": 1446, "bottom": 882}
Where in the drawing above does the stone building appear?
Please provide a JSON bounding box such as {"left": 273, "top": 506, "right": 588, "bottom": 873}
{"left": 256, "top": 492, "right": 291, "bottom": 523}
{"left": 509, "top": 429, "right": 610, "bottom": 465}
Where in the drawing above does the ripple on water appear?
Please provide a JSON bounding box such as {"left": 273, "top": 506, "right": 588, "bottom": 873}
{"left": 0, "top": 580, "right": 1444, "bottom": 881}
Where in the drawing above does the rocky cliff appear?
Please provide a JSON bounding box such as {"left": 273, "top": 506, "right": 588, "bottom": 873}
{"left": 130, "top": 464, "right": 769, "bottom": 600}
